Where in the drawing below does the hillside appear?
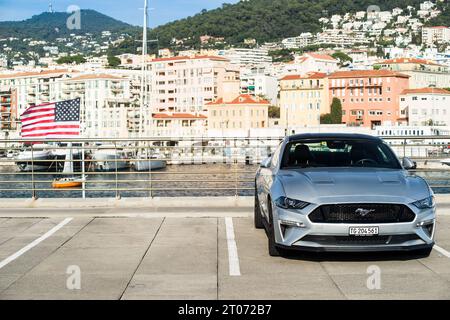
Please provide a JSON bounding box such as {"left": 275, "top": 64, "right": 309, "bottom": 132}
{"left": 0, "top": 10, "right": 136, "bottom": 40}
{"left": 148, "top": 0, "right": 437, "bottom": 48}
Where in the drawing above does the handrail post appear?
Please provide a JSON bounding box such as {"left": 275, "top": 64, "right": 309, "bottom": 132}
{"left": 234, "top": 137, "right": 238, "bottom": 197}
{"left": 81, "top": 141, "right": 86, "bottom": 199}
{"left": 114, "top": 141, "right": 120, "bottom": 200}
{"left": 31, "top": 143, "right": 36, "bottom": 200}
{"left": 403, "top": 138, "right": 406, "bottom": 158}
{"left": 147, "top": 140, "right": 153, "bottom": 198}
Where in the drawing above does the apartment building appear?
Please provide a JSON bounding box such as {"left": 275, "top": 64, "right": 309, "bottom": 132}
{"left": 399, "top": 88, "right": 450, "bottom": 126}
{"left": 206, "top": 94, "right": 270, "bottom": 133}
{"left": 375, "top": 57, "right": 450, "bottom": 88}
{"left": 0, "top": 89, "right": 17, "bottom": 133}
{"left": 422, "top": 26, "right": 450, "bottom": 46}
{"left": 221, "top": 48, "right": 272, "bottom": 68}
{"left": 294, "top": 53, "right": 339, "bottom": 75}
{"left": 279, "top": 72, "right": 330, "bottom": 128}
{"left": 281, "top": 33, "right": 314, "bottom": 49}
{"left": 150, "top": 113, "right": 207, "bottom": 137}
{"left": 55, "top": 74, "right": 134, "bottom": 138}
{"left": 148, "top": 55, "right": 239, "bottom": 114}
{"left": 0, "top": 69, "right": 75, "bottom": 117}
{"left": 328, "top": 70, "right": 410, "bottom": 128}
{"left": 240, "top": 68, "right": 278, "bottom": 105}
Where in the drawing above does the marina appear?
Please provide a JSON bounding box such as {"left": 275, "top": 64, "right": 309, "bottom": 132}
{"left": 3, "top": 135, "right": 450, "bottom": 198}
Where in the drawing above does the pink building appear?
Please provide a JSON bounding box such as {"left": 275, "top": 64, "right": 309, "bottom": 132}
{"left": 328, "top": 70, "right": 410, "bottom": 128}
{"left": 149, "top": 55, "right": 239, "bottom": 114}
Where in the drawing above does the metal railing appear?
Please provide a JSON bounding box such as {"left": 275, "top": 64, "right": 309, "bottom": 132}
{"left": 0, "top": 137, "right": 280, "bottom": 199}
{"left": 1, "top": 135, "right": 450, "bottom": 198}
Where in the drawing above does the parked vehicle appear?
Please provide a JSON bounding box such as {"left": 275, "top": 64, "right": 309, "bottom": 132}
{"left": 255, "top": 133, "right": 435, "bottom": 256}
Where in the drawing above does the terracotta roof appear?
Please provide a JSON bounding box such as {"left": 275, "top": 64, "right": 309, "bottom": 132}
{"left": 152, "top": 113, "right": 207, "bottom": 119}
{"left": 151, "top": 55, "right": 228, "bottom": 63}
{"left": 378, "top": 57, "right": 443, "bottom": 66}
{"left": 206, "top": 94, "right": 270, "bottom": 106}
{"left": 401, "top": 88, "right": 450, "bottom": 95}
{"left": 280, "top": 72, "right": 327, "bottom": 81}
{"left": 69, "top": 74, "right": 124, "bottom": 81}
{"left": 305, "top": 52, "right": 337, "bottom": 61}
{"left": 329, "top": 69, "right": 410, "bottom": 79}
{"left": 425, "top": 26, "right": 449, "bottom": 29}
{"left": 0, "top": 69, "right": 73, "bottom": 79}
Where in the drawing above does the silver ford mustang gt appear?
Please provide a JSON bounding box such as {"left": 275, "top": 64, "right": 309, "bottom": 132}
{"left": 255, "top": 133, "right": 435, "bottom": 256}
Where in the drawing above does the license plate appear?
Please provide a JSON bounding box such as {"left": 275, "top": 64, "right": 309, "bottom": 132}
{"left": 349, "top": 226, "right": 379, "bottom": 236}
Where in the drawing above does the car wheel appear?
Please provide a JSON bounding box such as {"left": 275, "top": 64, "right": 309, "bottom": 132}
{"left": 254, "top": 188, "right": 264, "bottom": 229}
{"left": 267, "top": 200, "right": 281, "bottom": 257}
{"left": 414, "top": 246, "right": 433, "bottom": 257}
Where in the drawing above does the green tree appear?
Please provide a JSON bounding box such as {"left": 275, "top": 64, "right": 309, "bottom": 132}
{"left": 332, "top": 51, "right": 352, "bottom": 66}
{"left": 268, "top": 106, "right": 280, "bottom": 118}
{"left": 107, "top": 55, "right": 121, "bottom": 67}
{"left": 320, "top": 98, "right": 342, "bottom": 124}
{"left": 56, "top": 55, "right": 86, "bottom": 65}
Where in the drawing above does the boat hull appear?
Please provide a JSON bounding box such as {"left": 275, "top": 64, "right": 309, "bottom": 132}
{"left": 134, "top": 160, "right": 167, "bottom": 171}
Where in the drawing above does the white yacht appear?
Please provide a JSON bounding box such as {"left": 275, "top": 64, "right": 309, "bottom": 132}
{"left": 92, "top": 145, "right": 130, "bottom": 171}
{"left": 16, "top": 144, "right": 55, "bottom": 172}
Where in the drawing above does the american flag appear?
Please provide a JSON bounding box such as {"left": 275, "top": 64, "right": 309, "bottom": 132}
{"left": 20, "top": 98, "right": 81, "bottom": 138}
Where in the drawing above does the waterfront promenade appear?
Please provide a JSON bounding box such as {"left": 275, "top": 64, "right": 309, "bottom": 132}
{"left": 0, "top": 196, "right": 449, "bottom": 299}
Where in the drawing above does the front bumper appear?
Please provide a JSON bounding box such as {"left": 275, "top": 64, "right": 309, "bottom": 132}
{"left": 273, "top": 203, "right": 436, "bottom": 253}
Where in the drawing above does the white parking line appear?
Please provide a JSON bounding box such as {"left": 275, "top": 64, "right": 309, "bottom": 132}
{"left": 225, "top": 217, "right": 241, "bottom": 276}
{"left": 0, "top": 217, "right": 73, "bottom": 270}
{"left": 433, "top": 244, "right": 450, "bottom": 258}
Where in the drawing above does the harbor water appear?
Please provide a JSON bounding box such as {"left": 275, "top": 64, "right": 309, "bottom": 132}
{"left": 1, "top": 163, "right": 450, "bottom": 198}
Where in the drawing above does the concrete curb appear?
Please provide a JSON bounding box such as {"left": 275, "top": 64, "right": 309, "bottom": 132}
{"left": 0, "top": 196, "right": 254, "bottom": 209}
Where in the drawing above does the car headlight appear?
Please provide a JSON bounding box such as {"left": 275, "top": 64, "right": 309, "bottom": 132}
{"left": 274, "top": 196, "right": 310, "bottom": 209}
{"left": 412, "top": 196, "right": 435, "bottom": 209}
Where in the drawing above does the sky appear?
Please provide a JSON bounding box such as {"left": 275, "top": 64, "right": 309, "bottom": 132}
{"left": 0, "top": 0, "right": 240, "bottom": 27}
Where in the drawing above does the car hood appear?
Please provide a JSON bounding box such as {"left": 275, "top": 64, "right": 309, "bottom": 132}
{"left": 277, "top": 167, "right": 430, "bottom": 204}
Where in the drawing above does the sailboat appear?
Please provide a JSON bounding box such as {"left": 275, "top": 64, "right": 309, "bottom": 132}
{"left": 52, "top": 142, "right": 85, "bottom": 188}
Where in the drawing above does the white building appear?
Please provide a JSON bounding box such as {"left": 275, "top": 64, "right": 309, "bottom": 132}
{"left": 221, "top": 48, "right": 272, "bottom": 67}
{"left": 150, "top": 113, "right": 207, "bottom": 137}
{"left": 288, "top": 52, "right": 339, "bottom": 75}
{"left": 56, "top": 74, "right": 134, "bottom": 138}
{"left": 240, "top": 68, "right": 278, "bottom": 105}
{"left": 400, "top": 88, "right": 450, "bottom": 126}
{"left": 422, "top": 26, "right": 450, "bottom": 46}
{"left": 281, "top": 33, "right": 314, "bottom": 49}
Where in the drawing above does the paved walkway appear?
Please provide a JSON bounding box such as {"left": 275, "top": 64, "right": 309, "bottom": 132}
{"left": 0, "top": 214, "right": 449, "bottom": 299}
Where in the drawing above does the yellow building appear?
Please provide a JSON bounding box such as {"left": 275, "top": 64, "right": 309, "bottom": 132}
{"left": 279, "top": 72, "right": 330, "bottom": 128}
{"left": 206, "top": 94, "right": 270, "bottom": 133}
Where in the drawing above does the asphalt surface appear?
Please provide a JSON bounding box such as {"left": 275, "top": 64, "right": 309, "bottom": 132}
{"left": 0, "top": 215, "right": 449, "bottom": 299}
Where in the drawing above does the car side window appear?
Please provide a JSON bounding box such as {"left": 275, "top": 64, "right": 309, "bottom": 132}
{"left": 270, "top": 143, "right": 283, "bottom": 169}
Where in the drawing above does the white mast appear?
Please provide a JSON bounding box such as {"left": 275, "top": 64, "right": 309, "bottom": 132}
{"left": 139, "top": 0, "right": 149, "bottom": 136}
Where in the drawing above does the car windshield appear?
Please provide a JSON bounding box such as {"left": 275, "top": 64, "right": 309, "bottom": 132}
{"left": 280, "top": 139, "right": 401, "bottom": 169}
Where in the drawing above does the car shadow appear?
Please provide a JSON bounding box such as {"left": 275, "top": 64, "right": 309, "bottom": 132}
{"left": 280, "top": 250, "right": 429, "bottom": 262}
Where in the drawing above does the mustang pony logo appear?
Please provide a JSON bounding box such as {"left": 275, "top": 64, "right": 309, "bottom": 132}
{"left": 355, "top": 208, "right": 376, "bottom": 217}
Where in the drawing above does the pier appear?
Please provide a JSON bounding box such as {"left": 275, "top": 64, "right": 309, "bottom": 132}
{"left": 1, "top": 136, "right": 450, "bottom": 299}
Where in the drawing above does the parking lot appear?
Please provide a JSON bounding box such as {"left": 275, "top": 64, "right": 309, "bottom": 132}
{"left": 0, "top": 210, "right": 450, "bottom": 299}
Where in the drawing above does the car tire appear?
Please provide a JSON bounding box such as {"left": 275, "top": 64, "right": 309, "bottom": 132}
{"left": 267, "top": 200, "right": 281, "bottom": 257}
{"left": 254, "top": 189, "right": 264, "bottom": 229}
{"left": 414, "top": 246, "right": 433, "bottom": 257}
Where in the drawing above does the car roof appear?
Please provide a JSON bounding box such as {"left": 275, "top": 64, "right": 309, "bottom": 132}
{"left": 287, "top": 133, "right": 382, "bottom": 142}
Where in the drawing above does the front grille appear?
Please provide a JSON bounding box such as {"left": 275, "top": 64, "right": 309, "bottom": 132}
{"left": 301, "top": 234, "right": 420, "bottom": 246}
{"left": 308, "top": 204, "right": 415, "bottom": 224}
